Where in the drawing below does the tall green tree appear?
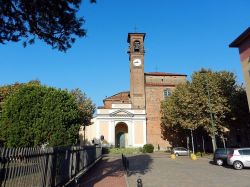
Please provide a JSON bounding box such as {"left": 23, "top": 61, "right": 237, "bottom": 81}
{"left": 0, "top": 84, "right": 82, "bottom": 147}
{"left": 0, "top": 0, "right": 96, "bottom": 51}
{"left": 0, "top": 80, "right": 40, "bottom": 112}
{"left": 161, "top": 69, "right": 248, "bottom": 149}
{"left": 71, "top": 88, "right": 95, "bottom": 127}
{"left": 71, "top": 88, "right": 95, "bottom": 145}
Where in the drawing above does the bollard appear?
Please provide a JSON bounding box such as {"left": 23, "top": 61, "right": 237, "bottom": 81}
{"left": 170, "top": 154, "right": 176, "bottom": 159}
{"left": 137, "top": 178, "right": 143, "bottom": 187}
{"left": 190, "top": 153, "right": 197, "bottom": 160}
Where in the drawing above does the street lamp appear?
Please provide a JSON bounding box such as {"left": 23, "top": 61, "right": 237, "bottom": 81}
{"left": 200, "top": 71, "right": 217, "bottom": 152}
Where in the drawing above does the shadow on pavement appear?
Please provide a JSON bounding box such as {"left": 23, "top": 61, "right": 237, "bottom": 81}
{"left": 79, "top": 157, "right": 124, "bottom": 187}
{"left": 127, "top": 154, "right": 153, "bottom": 177}
{"left": 208, "top": 160, "right": 232, "bottom": 169}
{"left": 208, "top": 160, "right": 216, "bottom": 165}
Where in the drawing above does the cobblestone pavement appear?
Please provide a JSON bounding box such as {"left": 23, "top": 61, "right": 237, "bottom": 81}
{"left": 126, "top": 152, "right": 250, "bottom": 187}
{"left": 80, "top": 156, "right": 127, "bottom": 187}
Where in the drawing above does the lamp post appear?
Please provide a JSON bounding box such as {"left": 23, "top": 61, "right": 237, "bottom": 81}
{"left": 200, "top": 71, "right": 217, "bottom": 152}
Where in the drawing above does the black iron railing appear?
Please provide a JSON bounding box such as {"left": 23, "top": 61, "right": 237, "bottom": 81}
{"left": 121, "top": 154, "right": 129, "bottom": 173}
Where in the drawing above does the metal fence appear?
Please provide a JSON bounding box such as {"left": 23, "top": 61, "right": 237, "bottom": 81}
{"left": 0, "top": 146, "right": 102, "bottom": 187}
{"left": 121, "top": 154, "right": 129, "bottom": 173}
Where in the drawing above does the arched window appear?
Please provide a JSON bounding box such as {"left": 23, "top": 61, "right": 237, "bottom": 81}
{"left": 133, "top": 40, "right": 140, "bottom": 52}
{"left": 164, "top": 88, "right": 172, "bottom": 98}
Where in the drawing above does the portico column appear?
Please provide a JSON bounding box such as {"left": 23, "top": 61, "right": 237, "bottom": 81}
{"left": 128, "top": 120, "right": 133, "bottom": 147}
{"left": 110, "top": 120, "right": 115, "bottom": 146}
{"left": 143, "top": 118, "right": 147, "bottom": 144}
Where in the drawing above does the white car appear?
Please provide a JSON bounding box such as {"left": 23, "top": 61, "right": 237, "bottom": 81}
{"left": 227, "top": 148, "right": 250, "bottom": 170}
{"left": 172, "top": 147, "right": 190, "bottom": 156}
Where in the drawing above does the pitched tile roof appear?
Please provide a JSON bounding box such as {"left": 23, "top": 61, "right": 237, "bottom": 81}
{"left": 229, "top": 27, "right": 250, "bottom": 47}
{"left": 145, "top": 72, "right": 187, "bottom": 76}
{"left": 103, "top": 91, "right": 130, "bottom": 101}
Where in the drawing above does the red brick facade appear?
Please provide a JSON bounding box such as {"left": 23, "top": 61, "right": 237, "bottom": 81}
{"left": 145, "top": 74, "right": 186, "bottom": 149}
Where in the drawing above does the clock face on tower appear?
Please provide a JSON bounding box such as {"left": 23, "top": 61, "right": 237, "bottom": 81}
{"left": 133, "top": 58, "right": 142, "bottom": 66}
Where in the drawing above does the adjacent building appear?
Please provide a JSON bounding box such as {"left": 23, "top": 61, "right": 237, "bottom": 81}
{"left": 230, "top": 27, "right": 250, "bottom": 111}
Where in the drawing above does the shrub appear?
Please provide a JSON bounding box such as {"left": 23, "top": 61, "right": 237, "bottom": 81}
{"left": 196, "top": 152, "right": 201, "bottom": 156}
{"left": 102, "top": 147, "right": 110, "bottom": 154}
{"left": 195, "top": 151, "right": 207, "bottom": 157}
{"left": 139, "top": 147, "right": 144, "bottom": 153}
{"left": 143, "top": 144, "right": 154, "bottom": 153}
{"left": 0, "top": 84, "right": 82, "bottom": 147}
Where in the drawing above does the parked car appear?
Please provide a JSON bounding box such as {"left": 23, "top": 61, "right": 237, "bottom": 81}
{"left": 172, "top": 147, "right": 190, "bottom": 156}
{"left": 227, "top": 148, "right": 250, "bottom": 170}
{"left": 213, "top": 148, "right": 233, "bottom": 166}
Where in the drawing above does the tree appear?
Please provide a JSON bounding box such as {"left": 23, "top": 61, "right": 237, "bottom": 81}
{"left": 71, "top": 88, "right": 95, "bottom": 145}
{"left": 230, "top": 86, "right": 250, "bottom": 125}
{"left": 71, "top": 88, "right": 95, "bottom": 126}
{"left": 0, "top": 0, "right": 96, "bottom": 52}
{"left": 0, "top": 84, "right": 82, "bottom": 147}
{"left": 0, "top": 80, "right": 40, "bottom": 112}
{"left": 161, "top": 83, "right": 199, "bottom": 153}
{"left": 161, "top": 69, "right": 246, "bottom": 151}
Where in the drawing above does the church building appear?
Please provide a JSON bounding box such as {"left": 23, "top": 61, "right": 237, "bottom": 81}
{"left": 84, "top": 33, "right": 186, "bottom": 149}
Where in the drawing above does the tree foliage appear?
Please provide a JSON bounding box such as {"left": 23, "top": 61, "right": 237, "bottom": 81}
{"left": 161, "top": 69, "right": 249, "bottom": 139}
{"left": 71, "top": 88, "right": 95, "bottom": 126}
{"left": 0, "top": 0, "right": 95, "bottom": 51}
{"left": 0, "top": 80, "right": 40, "bottom": 112}
{"left": 0, "top": 83, "right": 95, "bottom": 147}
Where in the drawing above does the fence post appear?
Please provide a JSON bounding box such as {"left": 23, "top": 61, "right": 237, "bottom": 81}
{"left": 122, "top": 154, "right": 129, "bottom": 173}
{"left": 0, "top": 148, "right": 6, "bottom": 187}
{"left": 50, "top": 147, "right": 57, "bottom": 187}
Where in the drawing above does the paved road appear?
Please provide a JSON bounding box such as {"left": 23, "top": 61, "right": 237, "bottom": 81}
{"left": 126, "top": 153, "right": 250, "bottom": 187}
{"left": 80, "top": 156, "right": 127, "bottom": 187}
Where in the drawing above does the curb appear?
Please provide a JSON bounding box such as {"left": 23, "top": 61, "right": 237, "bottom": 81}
{"left": 124, "top": 173, "right": 130, "bottom": 187}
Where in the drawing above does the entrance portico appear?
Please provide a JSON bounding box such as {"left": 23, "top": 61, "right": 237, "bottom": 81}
{"left": 115, "top": 122, "right": 128, "bottom": 148}
{"left": 85, "top": 102, "right": 147, "bottom": 147}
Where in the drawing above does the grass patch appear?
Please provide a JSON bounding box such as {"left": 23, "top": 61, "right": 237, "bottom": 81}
{"left": 108, "top": 147, "right": 143, "bottom": 155}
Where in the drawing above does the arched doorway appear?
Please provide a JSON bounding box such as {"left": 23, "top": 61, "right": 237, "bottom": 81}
{"left": 115, "top": 122, "right": 128, "bottom": 148}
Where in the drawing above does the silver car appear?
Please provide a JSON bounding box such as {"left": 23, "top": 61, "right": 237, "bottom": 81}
{"left": 172, "top": 147, "right": 189, "bottom": 156}
{"left": 227, "top": 148, "right": 250, "bottom": 170}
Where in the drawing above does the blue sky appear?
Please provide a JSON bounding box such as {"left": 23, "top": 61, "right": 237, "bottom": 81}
{"left": 1, "top": 0, "right": 250, "bottom": 107}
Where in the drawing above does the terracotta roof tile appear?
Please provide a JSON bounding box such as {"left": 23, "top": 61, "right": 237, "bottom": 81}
{"left": 145, "top": 72, "right": 187, "bottom": 76}
{"left": 104, "top": 91, "right": 130, "bottom": 101}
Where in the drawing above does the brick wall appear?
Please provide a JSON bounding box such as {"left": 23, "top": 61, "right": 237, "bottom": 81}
{"left": 145, "top": 75, "right": 186, "bottom": 149}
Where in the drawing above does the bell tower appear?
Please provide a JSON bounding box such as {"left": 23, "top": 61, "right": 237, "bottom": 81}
{"left": 127, "top": 33, "right": 146, "bottom": 109}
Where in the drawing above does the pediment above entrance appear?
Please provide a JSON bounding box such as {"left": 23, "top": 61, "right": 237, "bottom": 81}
{"left": 109, "top": 109, "right": 134, "bottom": 117}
